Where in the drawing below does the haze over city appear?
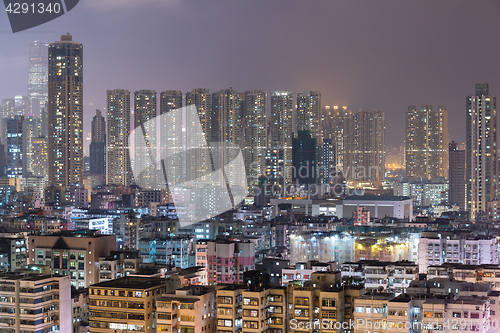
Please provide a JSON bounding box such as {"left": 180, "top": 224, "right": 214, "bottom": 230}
{"left": 1, "top": 0, "right": 500, "bottom": 148}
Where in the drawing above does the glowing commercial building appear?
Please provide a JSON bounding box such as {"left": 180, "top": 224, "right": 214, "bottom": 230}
{"left": 290, "top": 231, "right": 420, "bottom": 266}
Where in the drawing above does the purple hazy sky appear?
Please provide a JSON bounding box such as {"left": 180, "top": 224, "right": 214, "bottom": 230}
{"left": 1, "top": 0, "right": 500, "bottom": 154}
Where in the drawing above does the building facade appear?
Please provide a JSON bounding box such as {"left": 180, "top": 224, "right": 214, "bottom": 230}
{"left": 28, "top": 233, "right": 117, "bottom": 288}
{"left": 133, "top": 90, "right": 157, "bottom": 188}
{"left": 466, "top": 83, "right": 497, "bottom": 220}
{"left": 203, "top": 240, "right": 255, "bottom": 285}
{"left": 292, "top": 130, "right": 317, "bottom": 185}
{"left": 355, "top": 109, "right": 385, "bottom": 182}
{"left": 5, "top": 115, "right": 23, "bottom": 178}
{"left": 157, "top": 285, "right": 215, "bottom": 333}
{"left": 0, "top": 274, "right": 71, "bottom": 333}
{"left": 406, "top": 105, "right": 448, "bottom": 180}
{"left": 106, "top": 89, "right": 132, "bottom": 186}
{"left": 270, "top": 91, "right": 294, "bottom": 183}
{"left": 89, "top": 277, "right": 169, "bottom": 333}
{"left": 341, "top": 260, "right": 417, "bottom": 296}
{"left": 185, "top": 88, "right": 212, "bottom": 183}
{"left": 28, "top": 40, "right": 49, "bottom": 117}
{"left": 449, "top": 141, "right": 466, "bottom": 210}
{"left": 296, "top": 91, "right": 321, "bottom": 145}
{"left": 216, "top": 284, "right": 286, "bottom": 333}
{"left": 242, "top": 90, "right": 267, "bottom": 191}
{"left": 418, "top": 236, "right": 499, "bottom": 273}
{"left": 48, "top": 34, "right": 84, "bottom": 187}
{"left": 90, "top": 109, "right": 106, "bottom": 176}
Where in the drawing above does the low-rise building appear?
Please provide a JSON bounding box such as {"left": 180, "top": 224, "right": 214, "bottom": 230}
{"left": 72, "top": 288, "right": 89, "bottom": 333}
{"left": 418, "top": 236, "right": 499, "bottom": 273}
{"left": 0, "top": 274, "right": 72, "bottom": 333}
{"left": 427, "top": 263, "right": 500, "bottom": 290}
{"left": 342, "top": 195, "right": 413, "bottom": 221}
{"left": 282, "top": 261, "right": 335, "bottom": 286}
{"left": 408, "top": 278, "right": 492, "bottom": 298}
{"left": 98, "top": 250, "right": 142, "bottom": 282}
{"left": 28, "top": 232, "right": 117, "bottom": 288}
{"left": 216, "top": 284, "right": 287, "bottom": 333}
{"left": 341, "top": 260, "right": 417, "bottom": 296}
{"left": 89, "top": 277, "right": 170, "bottom": 333}
{"left": 176, "top": 266, "right": 207, "bottom": 287}
{"left": 201, "top": 239, "right": 255, "bottom": 285}
{"left": 288, "top": 273, "right": 345, "bottom": 333}
{"left": 394, "top": 179, "right": 448, "bottom": 207}
{"left": 353, "top": 206, "right": 370, "bottom": 225}
{"left": 139, "top": 236, "right": 195, "bottom": 269}
{"left": 354, "top": 291, "right": 493, "bottom": 333}
{"left": 0, "top": 227, "right": 27, "bottom": 272}
{"left": 157, "top": 285, "right": 215, "bottom": 333}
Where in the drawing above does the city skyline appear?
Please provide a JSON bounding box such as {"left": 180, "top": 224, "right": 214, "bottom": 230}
{"left": 0, "top": 0, "right": 499, "bottom": 150}
{"left": 2, "top": 2, "right": 500, "bottom": 333}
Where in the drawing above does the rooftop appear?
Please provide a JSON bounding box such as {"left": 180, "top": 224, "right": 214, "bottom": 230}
{"left": 342, "top": 260, "right": 416, "bottom": 267}
{"left": 32, "top": 230, "right": 112, "bottom": 238}
{"left": 358, "top": 292, "right": 394, "bottom": 300}
{"left": 389, "top": 294, "right": 413, "bottom": 303}
{"left": 0, "top": 274, "right": 61, "bottom": 282}
{"left": 344, "top": 196, "right": 411, "bottom": 202}
{"left": 428, "top": 263, "right": 500, "bottom": 270}
{"left": 453, "top": 296, "right": 488, "bottom": 305}
{"left": 91, "top": 277, "right": 167, "bottom": 289}
{"left": 409, "top": 278, "right": 491, "bottom": 292}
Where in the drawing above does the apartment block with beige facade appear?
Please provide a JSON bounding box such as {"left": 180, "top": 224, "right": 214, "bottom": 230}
{"left": 341, "top": 260, "right": 418, "bottom": 296}
{"left": 427, "top": 263, "right": 500, "bottom": 290}
{"left": 89, "top": 276, "right": 169, "bottom": 332}
{"left": 157, "top": 285, "right": 215, "bottom": 333}
{"left": 28, "top": 232, "right": 116, "bottom": 288}
{"left": 288, "top": 271, "right": 345, "bottom": 333}
{"left": 98, "top": 250, "right": 142, "bottom": 283}
{"left": 354, "top": 292, "right": 493, "bottom": 333}
{"left": 0, "top": 274, "right": 71, "bottom": 333}
{"left": 216, "top": 284, "right": 287, "bottom": 333}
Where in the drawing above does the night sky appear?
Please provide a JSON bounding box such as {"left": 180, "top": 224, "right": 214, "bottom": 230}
{"left": 1, "top": 0, "right": 500, "bottom": 154}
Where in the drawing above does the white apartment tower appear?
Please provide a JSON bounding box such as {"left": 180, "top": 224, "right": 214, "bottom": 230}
{"left": 270, "top": 91, "right": 294, "bottom": 183}
{"left": 106, "top": 89, "right": 132, "bottom": 186}
{"left": 296, "top": 91, "right": 321, "bottom": 144}
{"left": 242, "top": 90, "right": 267, "bottom": 190}
{"left": 467, "top": 83, "right": 497, "bottom": 220}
